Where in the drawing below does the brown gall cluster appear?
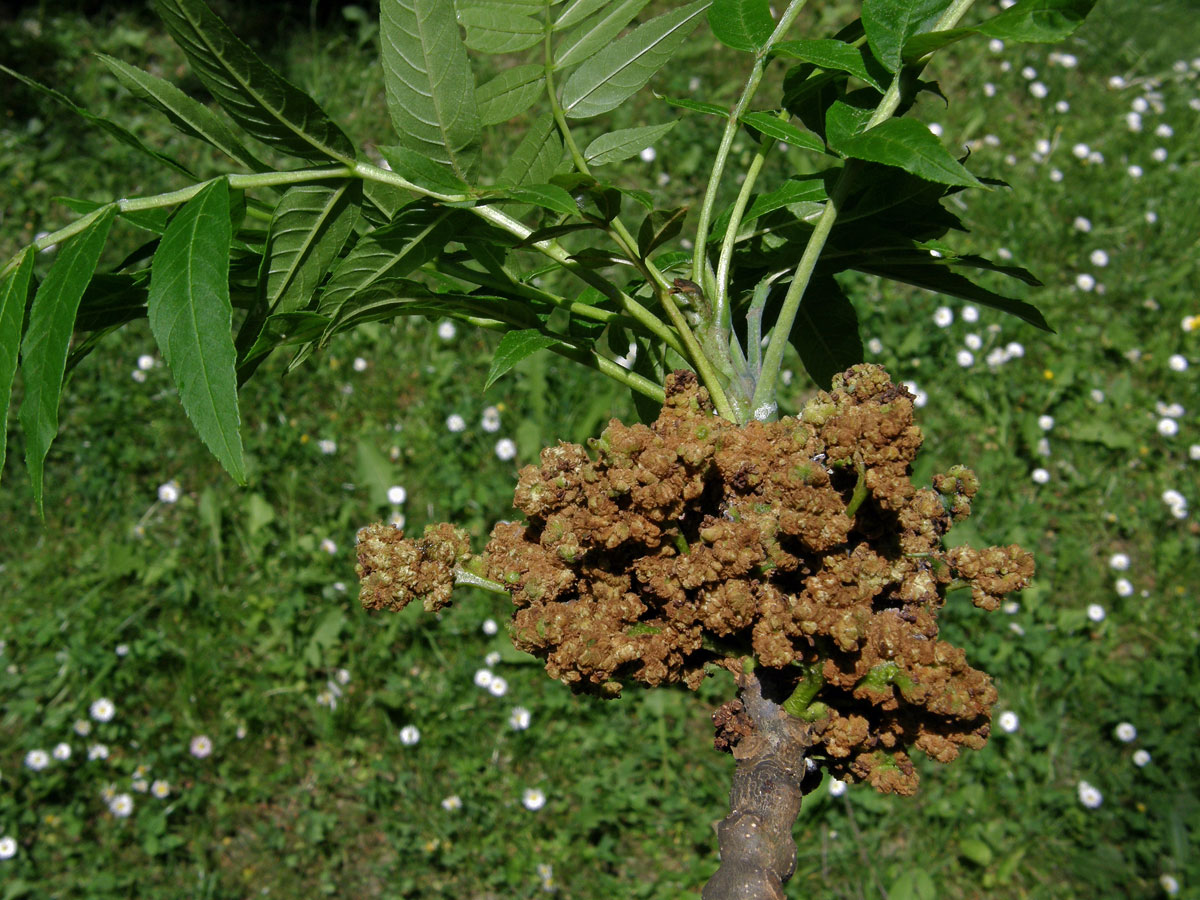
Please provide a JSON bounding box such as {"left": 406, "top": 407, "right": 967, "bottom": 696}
{"left": 356, "top": 365, "right": 1033, "bottom": 795}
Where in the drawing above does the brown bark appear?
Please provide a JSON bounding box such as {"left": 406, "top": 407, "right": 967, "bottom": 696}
{"left": 702, "top": 672, "right": 818, "bottom": 900}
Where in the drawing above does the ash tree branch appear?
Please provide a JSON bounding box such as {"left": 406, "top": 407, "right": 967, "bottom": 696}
{"left": 703, "top": 672, "right": 818, "bottom": 900}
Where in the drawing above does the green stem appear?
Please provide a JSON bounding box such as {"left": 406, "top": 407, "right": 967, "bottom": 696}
{"left": 543, "top": 24, "right": 733, "bottom": 418}
{"left": 714, "top": 131, "right": 773, "bottom": 347}
{"left": 750, "top": 0, "right": 979, "bottom": 417}
{"left": 689, "top": 0, "right": 810, "bottom": 291}
{"left": 453, "top": 566, "right": 511, "bottom": 595}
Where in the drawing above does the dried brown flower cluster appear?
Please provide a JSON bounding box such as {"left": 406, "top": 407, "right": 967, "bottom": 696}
{"left": 356, "top": 365, "right": 1033, "bottom": 794}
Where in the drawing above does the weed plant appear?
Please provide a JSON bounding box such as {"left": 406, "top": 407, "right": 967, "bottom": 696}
{"left": 1, "top": 2, "right": 1198, "bottom": 898}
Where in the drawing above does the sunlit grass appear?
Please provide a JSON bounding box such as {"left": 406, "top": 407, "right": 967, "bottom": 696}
{"left": 1, "top": 1, "right": 1197, "bottom": 898}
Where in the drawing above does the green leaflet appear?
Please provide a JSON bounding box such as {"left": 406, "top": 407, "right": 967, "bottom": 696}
{"left": 856, "top": 261, "right": 1052, "bottom": 331}
{"left": 554, "top": 0, "right": 612, "bottom": 31}
{"left": 485, "top": 330, "right": 564, "bottom": 390}
{"left": 830, "top": 117, "right": 982, "bottom": 188}
{"left": 0, "top": 249, "right": 34, "bottom": 489}
{"left": 147, "top": 179, "right": 247, "bottom": 484}
{"left": 788, "top": 275, "right": 863, "bottom": 390}
{"left": 477, "top": 64, "right": 546, "bottom": 126}
{"left": 902, "top": 0, "right": 1097, "bottom": 61}
{"left": 562, "top": 0, "right": 712, "bottom": 119}
{"left": 498, "top": 114, "right": 565, "bottom": 187}
{"left": 772, "top": 39, "right": 887, "bottom": 92}
{"left": 493, "top": 185, "right": 580, "bottom": 218}
{"left": 318, "top": 206, "right": 460, "bottom": 321}
{"left": 97, "top": 53, "right": 269, "bottom": 171}
{"left": 260, "top": 182, "right": 361, "bottom": 316}
{"left": 740, "top": 111, "right": 825, "bottom": 153}
{"left": 0, "top": 63, "right": 195, "bottom": 180}
{"left": 710, "top": 174, "right": 827, "bottom": 238}
{"left": 19, "top": 207, "right": 117, "bottom": 513}
{"left": 458, "top": 5, "right": 543, "bottom": 54}
{"left": 636, "top": 206, "right": 687, "bottom": 257}
{"left": 708, "top": 0, "right": 776, "bottom": 53}
{"left": 379, "top": 145, "right": 471, "bottom": 196}
{"left": 153, "top": 0, "right": 355, "bottom": 164}
{"left": 658, "top": 95, "right": 729, "bottom": 118}
{"left": 381, "top": 0, "right": 481, "bottom": 181}
{"left": 583, "top": 122, "right": 677, "bottom": 166}
{"left": 555, "top": 0, "right": 650, "bottom": 69}
{"left": 861, "top": 0, "right": 952, "bottom": 72}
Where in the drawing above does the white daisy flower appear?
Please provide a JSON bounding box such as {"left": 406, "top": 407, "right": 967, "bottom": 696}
{"left": 189, "top": 735, "right": 213, "bottom": 759}
{"left": 25, "top": 749, "right": 50, "bottom": 771}
{"left": 522, "top": 788, "right": 547, "bottom": 811}
{"left": 90, "top": 698, "right": 116, "bottom": 722}
{"left": 509, "top": 706, "right": 532, "bottom": 730}
{"left": 1077, "top": 781, "right": 1103, "bottom": 808}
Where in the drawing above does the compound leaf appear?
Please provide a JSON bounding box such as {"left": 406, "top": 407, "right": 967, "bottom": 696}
{"left": 19, "top": 206, "right": 117, "bottom": 513}
{"left": 154, "top": 0, "right": 355, "bottom": 164}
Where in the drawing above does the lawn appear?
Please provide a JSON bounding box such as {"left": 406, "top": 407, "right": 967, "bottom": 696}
{"left": 0, "top": 1, "right": 1197, "bottom": 898}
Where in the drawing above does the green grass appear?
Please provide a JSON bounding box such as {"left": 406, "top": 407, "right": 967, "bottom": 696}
{"left": 2, "top": 1, "right": 1199, "bottom": 898}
